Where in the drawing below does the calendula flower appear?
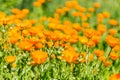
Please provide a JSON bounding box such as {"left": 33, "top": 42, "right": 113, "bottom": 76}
{"left": 88, "top": 7, "right": 95, "bottom": 12}
{"left": 62, "top": 47, "right": 79, "bottom": 63}
{"left": 72, "top": 23, "right": 82, "bottom": 31}
{"left": 28, "top": 37, "right": 40, "bottom": 44}
{"left": 11, "top": 8, "right": 20, "bottom": 14}
{"left": 47, "top": 41, "right": 53, "bottom": 48}
{"left": 109, "top": 19, "right": 118, "bottom": 26}
{"left": 104, "top": 60, "right": 111, "bottom": 67}
{"left": 109, "top": 52, "right": 119, "bottom": 60}
{"left": 35, "top": 42, "right": 44, "bottom": 49}
{"left": 79, "top": 36, "right": 88, "bottom": 44}
{"left": 97, "top": 13, "right": 104, "bottom": 23}
{"left": 5, "top": 56, "right": 16, "bottom": 63}
{"left": 91, "top": 35, "right": 101, "bottom": 44}
{"left": 94, "top": 49, "right": 104, "bottom": 57}
{"left": 98, "top": 56, "right": 106, "bottom": 62}
{"left": 17, "top": 40, "right": 33, "bottom": 51}
{"left": 82, "top": 22, "right": 90, "bottom": 28}
{"left": 94, "top": 3, "right": 100, "bottom": 8}
{"left": 106, "top": 35, "right": 119, "bottom": 47}
{"left": 22, "top": 29, "right": 30, "bottom": 36}
{"left": 65, "top": 1, "right": 73, "bottom": 8}
{"left": 31, "top": 50, "right": 48, "bottom": 64}
{"left": 11, "top": 63, "right": 16, "bottom": 68}
{"left": 109, "top": 29, "right": 117, "bottom": 36}
{"left": 83, "top": 28, "right": 95, "bottom": 38}
{"left": 109, "top": 74, "right": 120, "bottom": 80}
{"left": 102, "top": 11, "right": 110, "bottom": 18}
{"left": 97, "top": 24, "right": 106, "bottom": 34}
{"left": 87, "top": 40, "right": 95, "bottom": 48}
{"left": 88, "top": 54, "right": 93, "bottom": 62}
{"left": 112, "top": 45, "right": 120, "bottom": 52}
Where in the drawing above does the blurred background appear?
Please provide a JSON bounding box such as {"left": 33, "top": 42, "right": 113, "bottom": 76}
{"left": 0, "top": 0, "right": 120, "bottom": 20}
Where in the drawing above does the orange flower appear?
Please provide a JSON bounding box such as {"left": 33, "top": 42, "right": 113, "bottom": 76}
{"left": 22, "top": 29, "right": 30, "bottom": 36}
{"left": 33, "top": 1, "right": 43, "bottom": 7}
{"left": 88, "top": 7, "right": 95, "bottom": 12}
{"left": 110, "top": 74, "right": 120, "bottom": 80}
{"left": 65, "top": 1, "right": 73, "bottom": 8}
{"left": 97, "top": 24, "right": 106, "bottom": 34}
{"left": 82, "top": 22, "right": 90, "bottom": 28}
{"left": 49, "top": 33, "right": 60, "bottom": 41}
{"left": 5, "top": 56, "right": 16, "bottom": 63}
{"left": 56, "top": 8, "right": 64, "bottom": 15}
{"left": 29, "top": 27, "right": 40, "bottom": 36}
{"left": 79, "top": 7, "right": 86, "bottom": 12}
{"left": 62, "top": 47, "right": 79, "bottom": 63}
{"left": 37, "top": 32, "right": 45, "bottom": 39}
{"left": 17, "top": 40, "right": 33, "bottom": 51}
{"left": 88, "top": 54, "right": 93, "bottom": 62}
{"left": 72, "top": 23, "right": 82, "bottom": 31}
{"left": 2, "top": 18, "right": 10, "bottom": 25}
{"left": 35, "top": 42, "right": 44, "bottom": 49}
{"left": 112, "top": 45, "right": 120, "bottom": 52}
{"left": 109, "top": 29, "right": 117, "bottom": 36}
{"left": 81, "top": 15, "right": 88, "bottom": 21}
{"left": 9, "top": 31, "right": 21, "bottom": 44}
{"left": 94, "top": 49, "right": 104, "bottom": 57}
{"left": 86, "top": 13, "right": 91, "bottom": 18}
{"left": 31, "top": 50, "right": 48, "bottom": 64}
{"left": 10, "top": 36, "right": 20, "bottom": 44}
{"left": 104, "top": 60, "right": 111, "bottom": 67}
{"left": 54, "top": 41, "right": 59, "bottom": 48}
{"left": 97, "top": 13, "right": 104, "bottom": 23}
{"left": 11, "top": 8, "right": 20, "bottom": 14}
{"left": 28, "top": 37, "right": 40, "bottom": 44}
{"left": 63, "top": 7, "right": 70, "bottom": 12}
{"left": 87, "top": 40, "right": 95, "bottom": 48}
{"left": 33, "top": 2, "right": 40, "bottom": 7}
{"left": 106, "top": 35, "right": 119, "bottom": 47}
{"left": 22, "top": 9, "right": 29, "bottom": 15}
{"left": 109, "top": 19, "right": 118, "bottom": 26}
{"left": 79, "top": 36, "right": 88, "bottom": 44}
{"left": 47, "top": 41, "right": 53, "bottom": 48}
{"left": 98, "top": 56, "right": 106, "bottom": 62}
{"left": 91, "top": 35, "right": 101, "bottom": 44}
{"left": 72, "top": 12, "right": 79, "bottom": 17}
{"left": 102, "top": 11, "right": 110, "bottom": 18}
{"left": 110, "top": 52, "right": 119, "bottom": 60}
{"left": 94, "top": 3, "right": 100, "bottom": 8}
{"left": 83, "top": 29, "right": 95, "bottom": 38}
{"left": 43, "top": 30, "right": 52, "bottom": 37}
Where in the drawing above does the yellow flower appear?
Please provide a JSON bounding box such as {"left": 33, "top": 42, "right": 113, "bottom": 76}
{"left": 79, "top": 36, "right": 88, "bottom": 44}
{"left": 5, "top": 56, "right": 16, "bottom": 63}
{"left": 12, "top": 63, "right": 16, "bottom": 68}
